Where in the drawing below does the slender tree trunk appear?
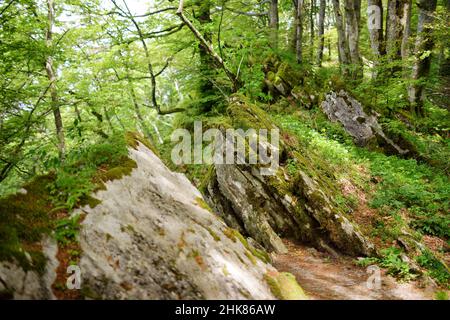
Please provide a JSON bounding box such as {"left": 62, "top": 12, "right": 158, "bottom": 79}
{"left": 126, "top": 73, "right": 154, "bottom": 144}
{"left": 332, "top": 0, "right": 350, "bottom": 73}
{"left": 368, "top": 0, "right": 384, "bottom": 57}
{"left": 293, "top": 0, "right": 304, "bottom": 63}
{"left": 401, "top": 0, "right": 412, "bottom": 61}
{"left": 317, "top": 0, "right": 326, "bottom": 65}
{"left": 344, "top": 0, "right": 362, "bottom": 79}
{"left": 176, "top": 0, "right": 238, "bottom": 92}
{"left": 409, "top": 0, "right": 438, "bottom": 116}
{"left": 45, "top": 0, "right": 65, "bottom": 161}
{"left": 332, "top": 0, "right": 346, "bottom": 67}
{"left": 310, "top": 0, "right": 315, "bottom": 60}
{"left": 367, "top": 0, "right": 384, "bottom": 78}
{"left": 196, "top": 0, "right": 215, "bottom": 104}
{"left": 439, "top": 0, "right": 450, "bottom": 77}
{"left": 269, "top": 0, "right": 279, "bottom": 49}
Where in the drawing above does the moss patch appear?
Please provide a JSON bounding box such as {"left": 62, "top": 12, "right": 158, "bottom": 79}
{"left": 195, "top": 197, "right": 213, "bottom": 213}
{"left": 222, "top": 227, "right": 271, "bottom": 264}
{"left": 264, "top": 271, "right": 308, "bottom": 300}
{"left": 125, "top": 131, "right": 159, "bottom": 156}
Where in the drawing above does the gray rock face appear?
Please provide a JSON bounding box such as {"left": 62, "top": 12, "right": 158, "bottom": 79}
{"left": 205, "top": 163, "right": 375, "bottom": 257}
{"left": 321, "top": 90, "right": 408, "bottom": 155}
{"left": 76, "top": 143, "right": 277, "bottom": 300}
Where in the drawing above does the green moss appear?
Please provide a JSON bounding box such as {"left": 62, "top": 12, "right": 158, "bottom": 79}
{"left": 222, "top": 265, "right": 230, "bottom": 276}
{"left": 435, "top": 291, "right": 449, "bottom": 300}
{"left": 96, "top": 158, "right": 137, "bottom": 182}
{"left": 125, "top": 131, "right": 159, "bottom": 156}
{"left": 80, "top": 195, "right": 102, "bottom": 209}
{"left": 204, "top": 226, "right": 220, "bottom": 241}
{"left": 245, "top": 250, "right": 257, "bottom": 265}
{"left": 222, "top": 227, "right": 271, "bottom": 264}
{"left": 227, "top": 95, "right": 276, "bottom": 131}
{"left": 223, "top": 227, "right": 237, "bottom": 242}
{"left": 195, "top": 197, "right": 213, "bottom": 212}
{"left": 198, "top": 165, "right": 215, "bottom": 194}
{"left": 0, "top": 133, "right": 140, "bottom": 272}
{"left": 264, "top": 271, "right": 308, "bottom": 300}
{"left": 0, "top": 174, "right": 55, "bottom": 272}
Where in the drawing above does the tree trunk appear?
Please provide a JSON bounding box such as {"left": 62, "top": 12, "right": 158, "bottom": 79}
{"left": 125, "top": 72, "right": 154, "bottom": 144}
{"left": 344, "top": 0, "right": 362, "bottom": 79}
{"left": 310, "top": 0, "right": 315, "bottom": 60}
{"left": 317, "top": 0, "right": 326, "bottom": 66}
{"left": 269, "top": 0, "right": 279, "bottom": 49}
{"left": 332, "top": 0, "right": 350, "bottom": 73}
{"left": 293, "top": 0, "right": 304, "bottom": 63}
{"left": 45, "top": 0, "right": 65, "bottom": 161}
{"left": 409, "top": 0, "right": 438, "bottom": 116}
{"left": 401, "top": 0, "right": 412, "bottom": 61}
{"left": 177, "top": 0, "right": 239, "bottom": 93}
{"left": 368, "top": 0, "right": 384, "bottom": 57}
{"left": 386, "top": 0, "right": 411, "bottom": 67}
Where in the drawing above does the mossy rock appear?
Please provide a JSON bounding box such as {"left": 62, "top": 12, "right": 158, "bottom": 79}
{"left": 223, "top": 227, "right": 271, "bottom": 264}
{"left": 275, "top": 63, "right": 303, "bottom": 88}
{"left": 0, "top": 174, "right": 55, "bottom": 272}
{"left": 264, "top": 271, "right": 308, "bottom": 300}
{"left": 125, "top": 131, "right": 159, "bottom": 156}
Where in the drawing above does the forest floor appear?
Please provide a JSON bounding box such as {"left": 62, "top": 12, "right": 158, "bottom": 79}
{"left": 273, "top": 239, "right": 436, "bottom": 300}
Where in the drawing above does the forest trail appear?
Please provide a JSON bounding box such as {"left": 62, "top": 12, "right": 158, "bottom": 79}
{"left": 273, "top": 239, "right": 435, "bottom": 300}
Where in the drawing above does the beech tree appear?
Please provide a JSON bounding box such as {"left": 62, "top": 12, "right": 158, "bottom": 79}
{"left": 409, "top": 0, "right": 438, "bottom": 116}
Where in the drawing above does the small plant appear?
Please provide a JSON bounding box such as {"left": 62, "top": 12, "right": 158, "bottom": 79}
{"left": 358, "top": 247, "right": 416, "bottom": 281}
{"left": 54, "top": 215, "right": 82, "bottom": 246}
{"left": 378, "top": 247, "right": 414, "bottom": 280}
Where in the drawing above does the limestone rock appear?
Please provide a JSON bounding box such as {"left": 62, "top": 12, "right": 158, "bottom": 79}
{"left": 75, "top": 143, "right": 279, "bottom": 300}
{"left": 205, "top": 163, "right": 375, "bottom": 257}
{"left": 1, "top": 142, "right": 305, "bottom": 300}
{"left": 321, "top": 90, "right": 409, "bottom": 155}
{"left": 204, "top": 97, "right": 375, "bottom": 257}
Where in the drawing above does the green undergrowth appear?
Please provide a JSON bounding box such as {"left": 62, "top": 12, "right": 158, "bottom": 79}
{"left": 356, "top": 247, "right": 417, "bottom": 281}
{"left": 272, "top": 108, "right": 449, "bottom": 239}
{"left": 0, "top": 132, "right": 147, "bottom": 271}
{"left": 357, "top": 246, "right": 450, "bottom": 287}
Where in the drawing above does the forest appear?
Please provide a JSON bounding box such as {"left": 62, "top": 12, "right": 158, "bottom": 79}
{"left": 0, "top": 0, "right": 449, "bottom": 301}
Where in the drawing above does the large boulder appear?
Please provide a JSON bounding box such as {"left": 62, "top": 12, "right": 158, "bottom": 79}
{"left": 321, "top": 90, "right": 409, "bottom": 155}
{"left": 0, "top": 141, "right": 306, "bottom": 300}
{"left": 76, "top": 143, "right": 280, "bottom": 300}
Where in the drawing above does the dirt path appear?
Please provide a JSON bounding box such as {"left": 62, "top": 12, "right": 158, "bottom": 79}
{"left": 273, "top": 239, "right": 436, "bottom": 300}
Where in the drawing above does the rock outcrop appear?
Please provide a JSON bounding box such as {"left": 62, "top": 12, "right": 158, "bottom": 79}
{"left": 76, "top": 143, "right": 281, "bottom": 300}
{"left": 203, "top": 97, "right": 375, "bottom": 257}
{"left": 321, "top": 90, "right": 409, "bottom": 155}
{"left": 0, "top": 141, "right": 306, "bottom": 300}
